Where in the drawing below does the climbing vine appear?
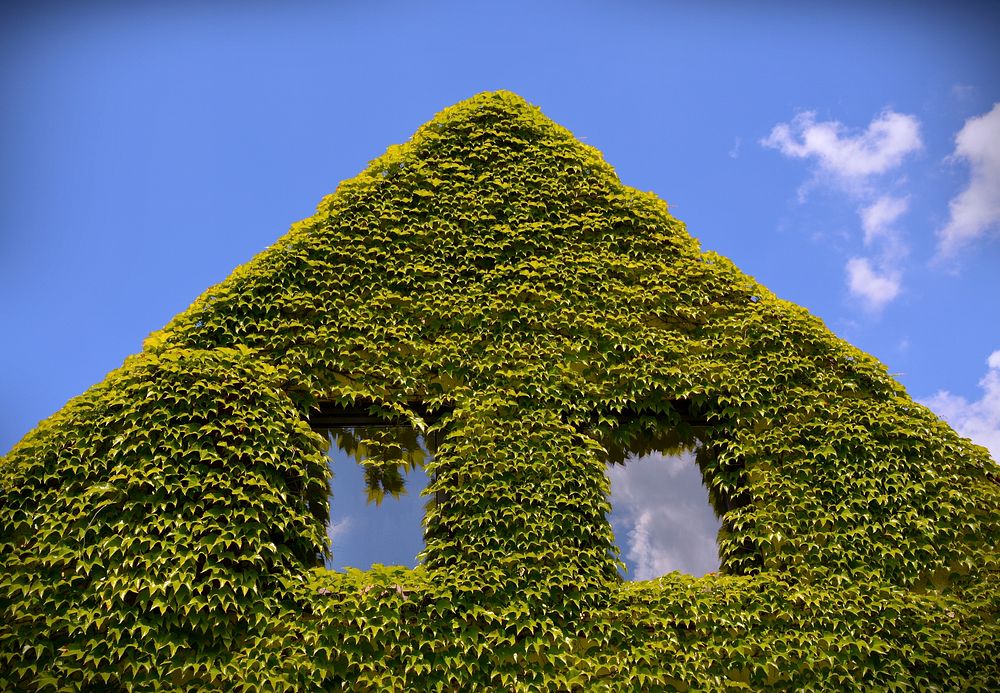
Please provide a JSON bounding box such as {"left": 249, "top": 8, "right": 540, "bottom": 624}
{"left": 2, "top": 91, "right": 997, "bottom": 690}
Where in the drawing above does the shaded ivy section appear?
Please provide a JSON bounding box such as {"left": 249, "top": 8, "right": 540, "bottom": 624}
{"left": 2, "top": 91, "right": 998, "bottom": 689}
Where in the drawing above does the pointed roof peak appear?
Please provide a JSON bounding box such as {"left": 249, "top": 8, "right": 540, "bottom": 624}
{"left": 431, "top": 89, "right": 539, "bottom": 115}
{"left": 410, "top": 90, "right": 557, "bottom": 139}
{"left": 317, "top": 90, "right": 619, "bottom": 217}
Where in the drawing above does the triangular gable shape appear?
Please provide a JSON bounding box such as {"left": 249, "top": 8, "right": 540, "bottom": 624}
{"left": 2, "top": 91, "right": 997, "bottom": 689}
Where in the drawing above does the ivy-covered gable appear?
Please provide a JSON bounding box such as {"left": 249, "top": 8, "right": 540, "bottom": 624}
{"left": 2, "top": 91, "right": 997, "bottom": 690}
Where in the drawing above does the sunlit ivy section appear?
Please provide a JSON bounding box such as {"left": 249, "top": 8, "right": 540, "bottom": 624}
{"left": 1, "top": 91, "right": 998, "bottom": 689}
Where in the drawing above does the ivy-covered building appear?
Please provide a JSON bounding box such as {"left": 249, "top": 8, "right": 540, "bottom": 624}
{"left": 2, "top": 91, "right": 997, "bottom": 690}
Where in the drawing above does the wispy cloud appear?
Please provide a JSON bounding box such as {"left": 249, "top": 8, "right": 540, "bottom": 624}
{"left": 327, "top": 516, "right": 353, "bottom": 544}
{"left": 762, "top": 109, "right": 922, "bottom": 312}
{"left": 952, "top": 84, "right": 977, "bottom": 102}
{"left": 761, "top": 109, "right": 922, "bottom": 186}
{"left": 861, "top": 194, "right": 909, "bottom": 246}
{"left": 606, "top": 451, "right": 721, "bottom": 579}
{"left": 921, "top": 350, "right": 1000, "bottom": 463}
{"left": 728, "top": 136, "right": 741, "bottom": 159}
{"left": 843, "top": 194, "right": 910, "bottom": 312}
{"left": 937, "top": 103, "right": 1000, "bottom": 257}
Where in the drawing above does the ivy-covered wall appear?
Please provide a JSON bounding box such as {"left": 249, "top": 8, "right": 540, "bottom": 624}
{"left": 2, "top": 91, "right": 997, "bottom": 690}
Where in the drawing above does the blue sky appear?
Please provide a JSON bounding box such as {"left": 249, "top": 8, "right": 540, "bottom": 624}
{"left": 2, "top": 1, "right": 998, "bottom": 576}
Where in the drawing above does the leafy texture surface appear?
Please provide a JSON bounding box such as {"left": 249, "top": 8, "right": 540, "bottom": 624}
{"left": 2, "top": 91, "right": 997, "bottom": 690}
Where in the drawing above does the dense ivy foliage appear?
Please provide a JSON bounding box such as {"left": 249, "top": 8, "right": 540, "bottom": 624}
{"left": 2, "top": 91, "right": 997, "bottom": 690}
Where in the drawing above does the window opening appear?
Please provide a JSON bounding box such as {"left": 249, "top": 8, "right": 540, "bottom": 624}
{"left": 597, "top": 416, "right": 722, "bottom": 579}
{"left": 320, "top": 424, "right": 440, "bottom": 572}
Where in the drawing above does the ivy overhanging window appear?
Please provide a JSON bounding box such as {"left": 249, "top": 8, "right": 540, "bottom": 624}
{"left": 311, "top": 403, "right": 443, "bottom": 572}
{"left": 596, "top": 414, "right": 723, "bottom": 579}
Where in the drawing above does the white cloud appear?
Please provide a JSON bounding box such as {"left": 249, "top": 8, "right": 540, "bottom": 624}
{"left": 845, "top": 256, "right": 901, "bottom": 311}
{"left": 922, "top": 350, "right": 1000, "bottom": 462}
{"left": 860, "top": 194, "right": 909, "bottom": 245}
{"left": 938, "top": 103, "right": 1000, "bottom": 257}
{"left": 761, "top": 109, "right": 922, "bottom": 182}
{"left": 606, "top": 450, "right": 722, "bottom": 579}
{"left": 762, "top": 109, "right": 922, "bottom": 312}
